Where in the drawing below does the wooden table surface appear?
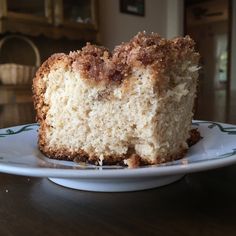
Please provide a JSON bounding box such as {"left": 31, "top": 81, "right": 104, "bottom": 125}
{"left": 1, "top": 103, "right": 236, "bottom": 236}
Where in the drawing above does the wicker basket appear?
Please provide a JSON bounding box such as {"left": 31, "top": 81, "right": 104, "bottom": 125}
{"left": 0, "top": 35, "right": 40, "bottom": 85}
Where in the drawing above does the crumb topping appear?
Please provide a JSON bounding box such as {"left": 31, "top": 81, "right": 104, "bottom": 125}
{"left": 70, "top": 32, "right": 199, "bottom": 84}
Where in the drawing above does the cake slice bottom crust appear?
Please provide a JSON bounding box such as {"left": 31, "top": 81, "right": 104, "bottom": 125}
{"left": 39, "top": 128, "right": 201, "bottom": 168}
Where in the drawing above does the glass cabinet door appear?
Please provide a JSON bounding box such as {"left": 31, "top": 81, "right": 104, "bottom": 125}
{"left": 2, "top": 0, "right": 52, "bottom": 23}
{"left": 64, "top": 0, "right": 92, "bottom": 24}
{"left": 54, "top": 0, "right": 97, "bottom": 28}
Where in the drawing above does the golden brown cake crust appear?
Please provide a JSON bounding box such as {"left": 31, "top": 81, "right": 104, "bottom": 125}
{"left": 33, "top": 53, "right": 72, "bottom": 156}
{"left": 39, "top": 143, "right": 188, "bottom": 167}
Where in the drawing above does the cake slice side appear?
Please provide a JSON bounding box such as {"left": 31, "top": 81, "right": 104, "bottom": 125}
{"left": 33, "top": 32, "right": 199, "bottom": 167}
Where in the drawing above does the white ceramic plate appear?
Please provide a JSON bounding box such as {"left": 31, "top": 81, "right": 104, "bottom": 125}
{"left": 0, "top": 121, "right": 236, "bottom": 192}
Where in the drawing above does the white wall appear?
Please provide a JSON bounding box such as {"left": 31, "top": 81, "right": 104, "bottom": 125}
{"left": 98, "top": 0, "right": 167, "bottom": 50}
{"left": 166, "top": 0, "right": 184, "bottom": 39}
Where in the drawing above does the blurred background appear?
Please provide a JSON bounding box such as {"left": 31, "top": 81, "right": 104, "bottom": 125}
{"left": 0, "top": 0, "right": 235, "bottom": 127}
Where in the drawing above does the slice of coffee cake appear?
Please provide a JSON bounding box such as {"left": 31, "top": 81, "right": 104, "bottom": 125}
{"left": 33, "top": 32, "right": 200, "bottom": 167}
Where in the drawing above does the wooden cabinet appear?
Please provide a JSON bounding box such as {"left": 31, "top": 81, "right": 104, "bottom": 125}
{"left": 0, "top": 0, "right": 53, "bottom": 23}
{"left": 186, "top": 0, "right": 228, "bottom": 27}
{"left": 0, "top": 85, "right": 35, "bottom": 127}
{"left": 0, "top": 0, "right": 98, "bottom": 41}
